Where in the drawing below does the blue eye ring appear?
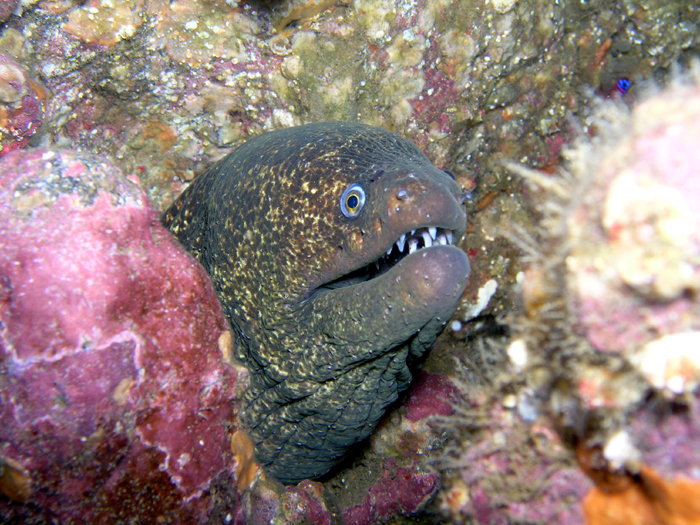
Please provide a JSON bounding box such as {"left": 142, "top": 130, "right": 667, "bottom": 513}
{"left": 340, "top": 184, "right": 365, "bottom": 218}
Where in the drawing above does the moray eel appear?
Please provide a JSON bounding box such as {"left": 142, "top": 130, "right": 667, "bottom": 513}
{"left": 162, "top": 122, "right": 470, "bottom": 484}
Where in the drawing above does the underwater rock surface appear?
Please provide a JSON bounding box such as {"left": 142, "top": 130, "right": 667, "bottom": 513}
{"left": 0, "top": 50, "right": 47, "bottom": 156}
{"left": 439, "top": 72, "right": 700, "bottom": 525}
{"left": 0, "top": 148, "right": 239, "bottom": 523}
{"left": 1, "top": 0, "right": 696, "bottom": 214}
{"left": 0, "top": 2, "right": 19, "bottom": 24}
{"left": 0, "top": 0, "right": 698, "bottom": 522}
{"left": 0, "top": 0, "right": 695, "bottom": 362}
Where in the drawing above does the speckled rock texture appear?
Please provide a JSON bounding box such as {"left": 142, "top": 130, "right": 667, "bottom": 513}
{"left": 342, "top": 461, "right": 439, "bottom": 525}
{"left": 440, "top": 397, "right": 591, "bottom": 524}
{"left": 0, "top": 1, "right": 20, "bottom": 23}
{"left": 232, "top": 455, "right": 440, "bottom": 525}
{"left": 0, "top": 148, "right": 239, "bottom": 524}
{"left": 0, "top": 49, "right": 47, "bottom": 155}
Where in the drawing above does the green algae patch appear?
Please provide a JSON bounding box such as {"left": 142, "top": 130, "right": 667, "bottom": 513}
{"left": 148, "top": 0, "right": 261, "bottom": 66}
{"left": 285, "top": 28, "right": 426, "bottom": 126}
{"left": 286, "top": 31, "right": 367, "bottom": 122}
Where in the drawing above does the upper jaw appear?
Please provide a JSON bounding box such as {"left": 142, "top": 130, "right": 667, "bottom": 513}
{"left": 320, "top": 221, "right": 465, "bottom": 292}
{"left": 391, "top": 226, "right": 454, "bottom": 256}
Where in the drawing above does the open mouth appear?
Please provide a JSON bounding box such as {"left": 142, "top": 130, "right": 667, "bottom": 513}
{"left": 322, "top": 227, "right": 458, "bottom": 291}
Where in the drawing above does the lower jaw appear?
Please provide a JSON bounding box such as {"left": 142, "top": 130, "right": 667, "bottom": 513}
{"left": 308, "top": 245, "right": 470, "bottom": 348}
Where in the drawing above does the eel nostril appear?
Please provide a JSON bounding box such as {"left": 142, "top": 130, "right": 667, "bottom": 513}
{"left": 396, "top": 189, "right": 409, "bottom": 200}
{"left": 457, "top": 192, "right": 472, "bottom": 205}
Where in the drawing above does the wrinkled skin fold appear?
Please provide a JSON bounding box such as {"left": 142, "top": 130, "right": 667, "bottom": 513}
{"left": 162, "top": 122, "right": 470, "bottom": 484}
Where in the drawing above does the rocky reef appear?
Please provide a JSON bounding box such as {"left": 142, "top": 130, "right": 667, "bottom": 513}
{"left": 0, "top": 148, "right": 239, "bottom": 522}
{"left": 439, "top": 71, "right": 700, "bottom": 525}
{"left": 0, "top": 0, "right": 699, "bottom": 523}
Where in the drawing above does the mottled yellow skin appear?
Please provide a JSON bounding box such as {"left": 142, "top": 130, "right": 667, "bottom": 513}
{"left": 162, "top": 122, "right": 470, "bottom": 483}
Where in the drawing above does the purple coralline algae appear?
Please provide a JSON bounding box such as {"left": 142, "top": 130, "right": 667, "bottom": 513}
{"left": 342, "top": 460, "right": 440, "bottom": 525}
{"left": 439, "top": 379, "right": 590, "bottom": 524}
{"left": 404, "top": 371, "right": 460, "bottom": 423}
{"left": 0, "top": 148, "right": 239, "bottom": 523}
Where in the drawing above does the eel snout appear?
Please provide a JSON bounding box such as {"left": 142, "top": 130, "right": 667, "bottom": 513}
{"left": 372, "top": 168, "right": 467, "bottom": 265}
{"left": 383, "top": 169, "right": 466, "bottom": 231}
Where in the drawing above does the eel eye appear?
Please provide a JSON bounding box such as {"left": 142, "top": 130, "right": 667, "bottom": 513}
{"left": 340, "top": 184, "right": 365, "bottom": 218}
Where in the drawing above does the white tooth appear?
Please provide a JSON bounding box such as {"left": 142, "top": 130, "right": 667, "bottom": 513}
{"left": 411, "top": 230, "right": 415, "bottom": 236}
{"left": 429, "top": 227, "right": 437, "bottom": 240}
{"left": 446, "top": 231, "right": 453, "bottom": 244}
{"left": 375, "top": 261, "right": 380, "bottom": 270}
{"left": 387, "top": 244, "right": 393, "bottom": 256}
{"left": 437, "top": 234, "right": 447, "bottom": 245}
{"left": 409, "top": 238, "right": 418, "bottom": 254}
{"left": 422, "top": 231, "right": 433, "bottom": 247}
{"left": 397, "top": 234, "right": 406, "bottom": 252}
